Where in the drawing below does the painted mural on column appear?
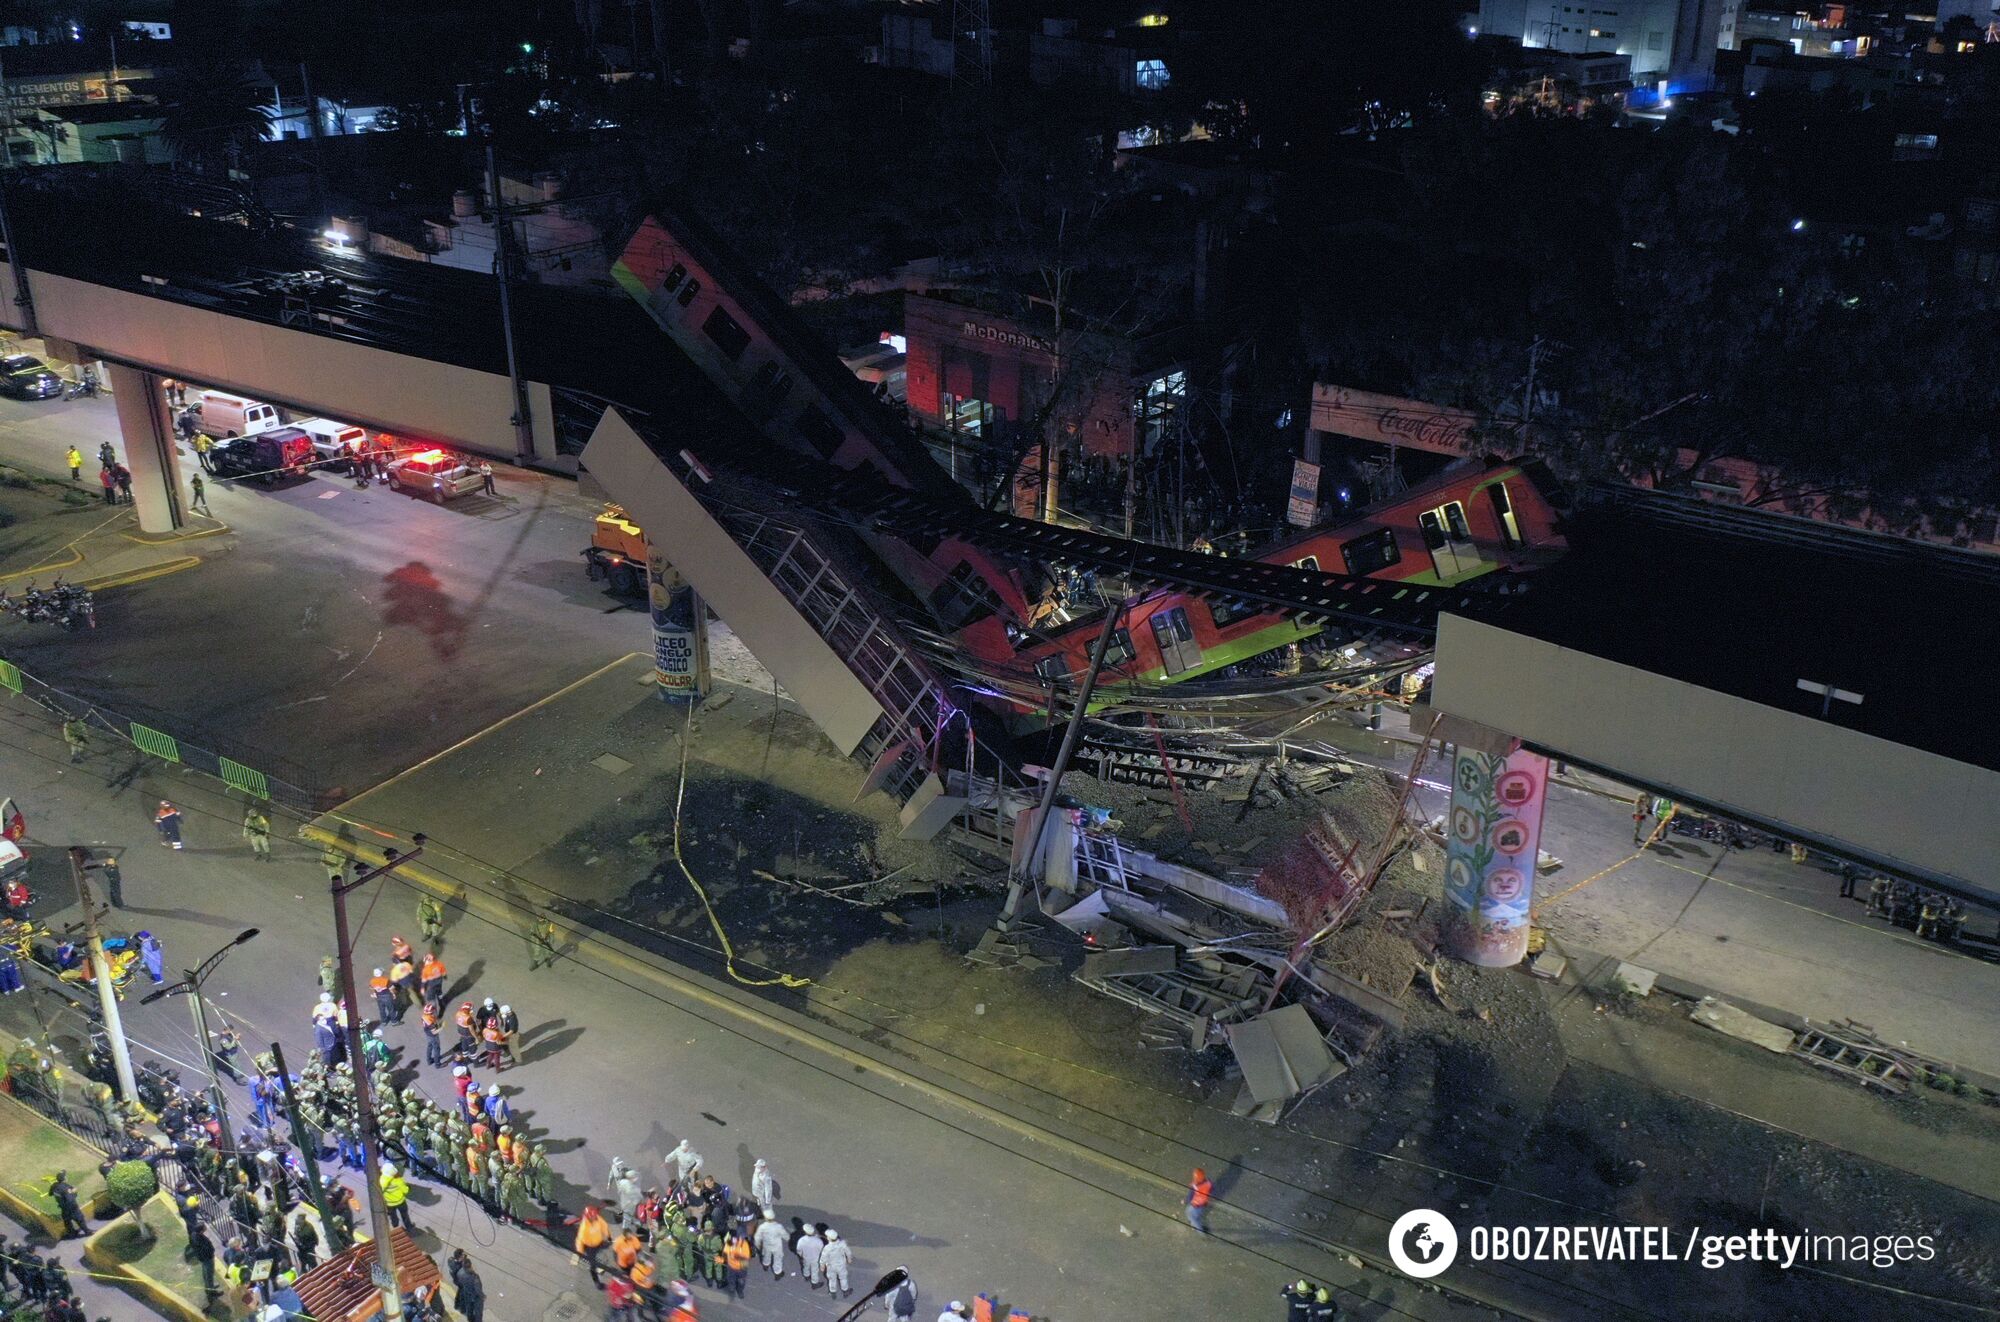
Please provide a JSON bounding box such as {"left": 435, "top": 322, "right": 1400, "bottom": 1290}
{"left": 648, "top": 548, "right": 710, "bottom": 704}
{"left": 1443, "top": 746, "right": 1550, "bottom": 967}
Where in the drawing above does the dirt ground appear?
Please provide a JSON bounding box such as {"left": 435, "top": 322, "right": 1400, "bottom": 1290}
{"left": 496, "top": 673, "right": 1999, "bottom": 1316}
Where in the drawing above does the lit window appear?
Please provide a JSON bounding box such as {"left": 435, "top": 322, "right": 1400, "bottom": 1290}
{"left": 1137, "top": 12, "right": 1170, "bottom": 26}
{"left": 1135, "top": 59, "right": 1170, "bottom": 90}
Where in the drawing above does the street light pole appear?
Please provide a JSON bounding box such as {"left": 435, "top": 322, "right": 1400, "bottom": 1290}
{"left": 182, "top": 980, "right": 231, "bottom": 1151}
{"left": 332, "top": 839, "right": 427, "bottom": 1322}
{"left": 68, "top": 848, "right": 136, "bottom": 1103}
{"left": 141, "top": 929, "right": 259, "bottom": 1156}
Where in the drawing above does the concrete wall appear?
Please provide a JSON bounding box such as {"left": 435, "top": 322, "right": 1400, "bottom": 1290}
{"left": 2, "top": 270, "right": 558, "bottom": 462}
{"left": 1430, "top": 614, "right": 1999, "bottom": 900}
{"left": 579, "top": 408, "right": 886, "bottom": 755}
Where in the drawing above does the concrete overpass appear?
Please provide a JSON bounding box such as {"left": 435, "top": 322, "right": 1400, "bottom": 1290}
{"left": 0, "top": 173, "right": 687, "bottom": 532}
{"left": 1429, "top": 488, "right": 2000, "bottom": 907}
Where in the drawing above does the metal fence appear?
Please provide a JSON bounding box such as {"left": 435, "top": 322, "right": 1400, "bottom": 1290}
{"left": 1, "top": 659, "right": 323, "bottom": 814}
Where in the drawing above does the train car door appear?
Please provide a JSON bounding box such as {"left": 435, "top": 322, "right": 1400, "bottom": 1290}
{"left": 1150, "top": 606, "right": 1202, "bottom": 676}
{"left": 1418, "top": 500, "right": 1483, "bottom": 579}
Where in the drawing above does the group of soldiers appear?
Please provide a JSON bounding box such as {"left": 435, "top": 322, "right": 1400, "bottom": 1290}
{"left": 1865, "top": 876, "right": 1970, "bottom": 944}
{"left": 378, "top": 1072, "right": 559, "bottom": 1225}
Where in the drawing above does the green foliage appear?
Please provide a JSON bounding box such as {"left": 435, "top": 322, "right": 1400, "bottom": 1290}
{"left": 106, "top": 1160, "right": 159, "bottom": 1219}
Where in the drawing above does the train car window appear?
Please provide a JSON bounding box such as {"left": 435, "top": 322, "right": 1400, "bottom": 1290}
{"left": 1442, "top": 501, "right": 1473, "bottom": 543}
{"left": 796, "top": 408, "right": 844, "bottom": 459}
{"left": 662, "top": 263, "right": 686, "bottom": 294}
{"left": 750, "top": 361, "right": 794, "bottom": 403}
{"left": 1209, "top": 598, "right": 1255, "bottom": 627}
{"left": 1034, "top": 654, "right": 1071, "bottom": 685}
{"left": 702, "top": 306, "right": 750, "bottom": 361}
{"left": 1489, "top": 483, "right": 1524, "bottom": 547}
{"left": 1292, "top": 556, "right": 1320, "bottom": 572}
{"left": 1417, "top": 511, "right": 1447, "bottom": 551}
{"left": 1341, "top": 528, "right": 1402, "bottom": 575}
{"left": 676, "top": 278, "right": 701, "bottom": 308}
{"left": 1104, "top": 629, "right": 1136, "bottom": 668}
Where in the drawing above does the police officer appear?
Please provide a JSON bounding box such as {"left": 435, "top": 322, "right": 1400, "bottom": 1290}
{"left": 50, "top": 1171, "right": 86, "bottom": 1238}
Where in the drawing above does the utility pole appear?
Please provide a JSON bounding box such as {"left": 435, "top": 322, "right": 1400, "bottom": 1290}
{"left": 68, "top": 848, "right": 136, "bottom": 1103}
{"left": 486, "top": 143, "right": 536, "bottom": 464}
{"left": 299, "top": 61, "right": 329, "bottom": 229}
{"left": 994, "top": 600, "right": 1126, "bottom": 931}
{"left": 269, "top": 1040, "right": 340, "bottom": 1249}
{"left": 332, "top": 838, "right": 428, "bottom": 1322}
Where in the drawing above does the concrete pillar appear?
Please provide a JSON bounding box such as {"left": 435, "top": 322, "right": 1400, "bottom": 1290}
{"left": 106, "top": 361, "right": 184, "bottom": 534}
{"left": 647, "top": 547, "right": 710, "bottom": 704}
{"left": 1443, "top": 743, "right": 1551, "bottom": 967}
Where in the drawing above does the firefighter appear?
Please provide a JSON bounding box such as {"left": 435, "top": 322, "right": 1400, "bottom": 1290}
{"left": 1917, "top": 893, "right": 1942, "bottom": 941}
{"left": 1866, "top": 875, "right": 1891, "bottom": 917}
{"left": 154, "top": 800, "right": 184, "bottom": 849}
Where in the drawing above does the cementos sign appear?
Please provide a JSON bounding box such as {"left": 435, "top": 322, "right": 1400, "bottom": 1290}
{"left": 1311, "top": 384, "right": 1482, "bottom": 457}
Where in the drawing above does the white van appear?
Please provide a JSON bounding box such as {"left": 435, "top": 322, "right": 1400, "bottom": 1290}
{"left": 198, "top": 390, "right": 282, "bottom": 438}
{"left": 296, "top": 418, "right": 369, "bottom": 471}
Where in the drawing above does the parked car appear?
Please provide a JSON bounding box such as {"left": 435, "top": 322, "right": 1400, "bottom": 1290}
{"left": 296, "top": 418, "right": 370, "bottom": 472}
{"left": 207, "top": 427, "right": 316, "bottom": 484}
{"left": 0, "top": 354, "right": 63, "bottom": 400}
{"left": 385, "top": 449, "right": 483, "bottom": 502}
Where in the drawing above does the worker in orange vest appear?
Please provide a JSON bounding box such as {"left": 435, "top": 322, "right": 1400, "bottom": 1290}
{"left": 631, "top": 1255, "right": 659, "bottom": 1313}
{"left": 723, "top": 1230, "right": 751, "bottom": 1299}
{"left": 481, "top": 1018, "right": 506, "bottom": 1070}
{"left": 454, "top": 1002, "right": 477, "bottom": 1058}
{"left": 664, "top": 1278, "right": 698, "bottom": 1322}
{"left": 1185, "top": 1167, "right": 1213, "bottom": 1233}
{"left": 368, "top": 968, "right": 397, "bottom": 1024}
{"left": 613, "top": 1226, "right": 643, "bottom": 1273}
{"left": 573, "top": 1205, "right": 612, "bottom": 1284}
{"left": 419, "top": 951, "right": 446, "bottom": 1004}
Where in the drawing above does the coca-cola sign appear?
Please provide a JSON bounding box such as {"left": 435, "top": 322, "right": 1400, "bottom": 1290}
{"left": 1311, "top": 384, "right": 1480, "bottom": 457}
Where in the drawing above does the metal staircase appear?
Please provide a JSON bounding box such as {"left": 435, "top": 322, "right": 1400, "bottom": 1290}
{"left": 722, "top": 507, "right": 954, "bottom": 804}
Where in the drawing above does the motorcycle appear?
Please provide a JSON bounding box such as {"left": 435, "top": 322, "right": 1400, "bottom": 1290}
{"left": 64, "top": 375, "right": 100, "bottom": 400}
{"left": 0, "top": 578, "right": 95, "bottom": 630}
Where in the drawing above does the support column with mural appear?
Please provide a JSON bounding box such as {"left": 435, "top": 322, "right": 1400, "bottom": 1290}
{"left": 647, "top": 547, "right": 710, "bottom": 704}
{"left": 1442, "top": 728, "right": 1550, "bottom": 968}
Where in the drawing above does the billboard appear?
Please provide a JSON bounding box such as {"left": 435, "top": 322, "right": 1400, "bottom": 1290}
{"left": 1310, "top": 384, "right": 1483, "bottom": 458}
